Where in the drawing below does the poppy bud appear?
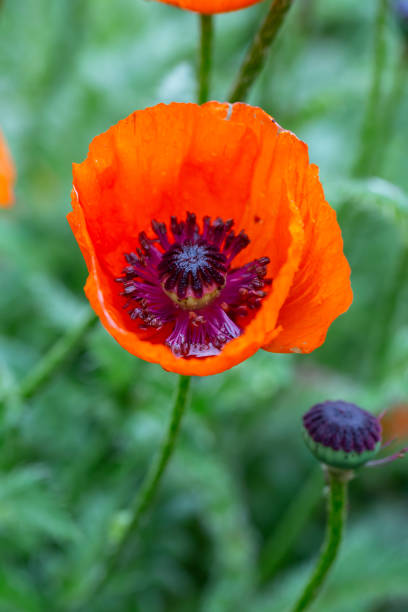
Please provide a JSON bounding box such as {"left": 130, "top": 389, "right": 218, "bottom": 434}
{"left": 303, "top": 400, "right": 382, "bottom": 470}
{"left": 394, "top": 0, "right": 408, "bottom": 39}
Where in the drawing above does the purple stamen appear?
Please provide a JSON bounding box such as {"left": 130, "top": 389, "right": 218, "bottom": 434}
{"left": 115, "top": 212, "right": 271, "bottom": 358}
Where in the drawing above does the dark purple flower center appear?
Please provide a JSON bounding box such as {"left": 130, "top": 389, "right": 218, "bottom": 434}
{"left": 158, "top": 241, "right": 227, "bottom": 309}
{"left": 116, "top": 212, "right": 271, "bottom": 358}
{"left": 303, "top": 400, "right": 382, "bottom": 453}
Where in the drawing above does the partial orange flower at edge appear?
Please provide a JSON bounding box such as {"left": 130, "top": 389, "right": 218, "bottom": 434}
{"left": 68, "top": 102, "right": 353, "bottom": 376}
{"left": 382, "top": 404, "right": 408, "bottom": 442}
{"left": 0, "top": 130, "right": 15, "bottom": 208}
{"left": 156, "top": 0, "right": 262, "bottom": 14}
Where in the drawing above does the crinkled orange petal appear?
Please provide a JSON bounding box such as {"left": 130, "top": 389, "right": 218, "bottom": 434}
{"left": 263, "top": 144, "right": 353, "bottom": 354}
{"left": 156, "top": 0, "right": 262, "bottom": 14}
{"left": 224, "top": 104, "right": 352, "bottom": 354}
{"left": 68, "top": 102, "right": 352, "bottom": 375}
{"left": 0, "top": 130, "right": 15, "bottom": 208}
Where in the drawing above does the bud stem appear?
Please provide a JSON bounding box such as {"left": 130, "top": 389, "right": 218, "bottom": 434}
{"left": 198, "top": 15, "right": 214, "bottom": 104}
{"left": 291, "top": 468, "right": 348, "bottom": 612}
{"left": 228, "top": 0, "right": 295, "bottom": 103}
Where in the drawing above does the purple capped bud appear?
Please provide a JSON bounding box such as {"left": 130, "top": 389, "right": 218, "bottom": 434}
{"left": 303, "top": 400, "right": 382, "bottom": 469}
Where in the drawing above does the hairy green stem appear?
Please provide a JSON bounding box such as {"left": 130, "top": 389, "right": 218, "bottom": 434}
{"left": 228, "top": 0, "right": 295, "bottom": 103}
{"left": 114, "top": 374, "right": 191, "bottom": 542}
{"left": 259, "top": 467, "right": 323, "bottom": 584}
{"left": 352, "top": 0, "right": 388, "bottom": 177}
{"left": 291, "top": 469, "right": 348, "bottom": 612}
{"left": 79, "top": 374, "right": 192, "bottom": 607}
{"left": 372, "top": 242, "right": 408, "bottom": 381}
{"left": 198, "top": 15, "right": 214, "bottom": 104}
{"left": 297, "top": 0, "right": 316, "bottom": 34}
{"left": 1, "top": 310, "right": 98, "bottom": 403}
{"left": 361, "top": 47, "right": 407, "bottom": 380}
{"left": 377, "top": 44, "right": 408, "bottom": 172}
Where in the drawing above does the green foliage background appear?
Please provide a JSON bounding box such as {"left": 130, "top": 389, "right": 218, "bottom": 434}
{"left": 0, "top": 0, "right": 408, "bottom": 610}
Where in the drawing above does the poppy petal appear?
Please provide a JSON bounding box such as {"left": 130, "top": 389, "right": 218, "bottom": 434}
{"left": 157, "top": 0, "right": 262, "bottom": 14}
{"left": 213, "top": 104, "right": 352, "bottom": 354}
{"left": 264, "top": 152, "right": 353, "bottom": 354}
{"left": 0, "top": 130, "right": 15, "bottom": 208}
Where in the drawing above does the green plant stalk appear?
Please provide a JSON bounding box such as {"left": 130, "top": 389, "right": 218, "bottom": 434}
{"left": 372, "top": 242, "right": 408, "bottom": 381}
{"left": 80, "top": 374, "right": 192, "bottom": 606}
{"left": 259, "top": 467, "right": 323, "bottom": 584}
{"left": 291, "top": 469, "right": 348, "bottom": 612}
{"left": 198, "top": 15, "right": 214, "bottom": 104}
{"left": 297, "top": 0, "right": 316, "bottom": 34}
{"left": 352, "top": 0, "right": 388, "bottom": 177}
{"left": 17, "top": 310, "right": 98, "bottom": 401}
{"left": 114, "top": 374, "right": 191, "bottom": 544}
{"left": 364, "top": 47, "right": 408, "bottom": 380}
{"left": 377, "top": 44, "right": 408, "bottom": 173}
{"left": 228, "top": 0, "right": 295, "bottom": 103}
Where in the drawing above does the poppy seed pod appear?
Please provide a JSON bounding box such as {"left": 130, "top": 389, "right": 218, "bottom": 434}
{"left": 303, "top": 401, "right": 382, "bottom": 469}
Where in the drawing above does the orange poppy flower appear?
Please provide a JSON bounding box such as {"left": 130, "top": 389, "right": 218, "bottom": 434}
{"left": 0, "top": 129, "right": 15, "bottom": 207}
{"left": 157, "top": 0, "right": 261, "bottom": 13}
{"left": 382, "top": 404, "right": 408, "bottom": 442}
{"left": 68, "top": 102, "right": 352, "bottom": 376}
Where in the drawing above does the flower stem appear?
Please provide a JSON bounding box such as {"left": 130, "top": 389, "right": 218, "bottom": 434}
{"left": 10, "top": 310, "right": 98, "bottom": 402}
{"left": 259, "top": 467, "right": 323, "bottom": 585}
{"left": 80, "top": 374, "right": 192, "bottom": 607}
{"left": 291, "top": 469, "right": 348, "bottom": 612}
{"left": 198, "top": 15, "right": 214, "bottom": 104}
{"left": 352, "top": 0, "right": 388, "bottom": 177}
{"left": 228, "top": 0, "right": 295, "bottom": 103}
{"left": 115, "top": 374, "right": 191, "bottom": 541}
